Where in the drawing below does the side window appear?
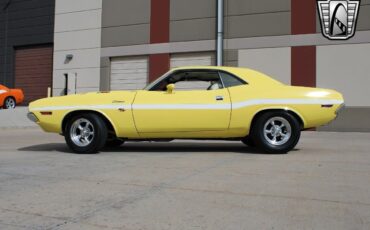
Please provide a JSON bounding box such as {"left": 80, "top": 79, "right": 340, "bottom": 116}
{"left": 150, "top": 71, "right": 224, "bottom": 91}
{"left": 219, "top": 71, "right": 247, "bottom": 88}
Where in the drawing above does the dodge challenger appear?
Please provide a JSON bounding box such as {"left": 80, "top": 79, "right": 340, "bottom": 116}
{"left": 0, "top": 84, "right": 24, "bottom": 109}
{"left": 28, "top": 66, "right": 344, "bottom": 154}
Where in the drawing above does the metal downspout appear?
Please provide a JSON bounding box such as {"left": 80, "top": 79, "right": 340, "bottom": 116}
{"left": 216, "top": 0, "right": 224, "bottom": 66}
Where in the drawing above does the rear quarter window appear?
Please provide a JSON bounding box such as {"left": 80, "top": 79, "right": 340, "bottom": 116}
{"left": 219, "top": 71, "right": 247, "bottom": 88}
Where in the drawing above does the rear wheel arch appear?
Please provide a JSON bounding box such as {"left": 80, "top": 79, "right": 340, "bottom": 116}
{"left": 62, "top": 110, "right": 117, "bottom": 137}
{"left": 250, "top": 108, "right": 305, "bottom": 133}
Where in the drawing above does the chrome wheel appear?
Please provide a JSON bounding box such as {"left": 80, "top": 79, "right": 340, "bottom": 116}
{"left": 5, "top": 98, "right": 16, "bottom": 109}
{"left": 70, "top": 118, "right": 95, "bottom": 147}
{"left": 263, "top": 117, "right": 292, "bottom": 146}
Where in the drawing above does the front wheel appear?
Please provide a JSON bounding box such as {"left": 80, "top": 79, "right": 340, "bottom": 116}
{"left": 251, "top": 111, "right": 301, "bottom": 154}
{"left": 65, "top": 113, "right": 108, "bottom": 154}
{"left": 3, "top": 97, "right": 16, "bottom": 109}
{"left": 105, "top": 139, "right": 125, "bottom": 148}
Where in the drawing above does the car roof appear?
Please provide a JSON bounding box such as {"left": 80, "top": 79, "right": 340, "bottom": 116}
{"left": 172, "top": 66, "right": 242, "bottom": 72}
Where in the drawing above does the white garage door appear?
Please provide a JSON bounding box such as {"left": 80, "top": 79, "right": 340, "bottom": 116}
{"left": 170, "top": 52, "right": 215, "bottom": 68}
{"left": 110, "top": 56, "right": 148, "bottom": 90}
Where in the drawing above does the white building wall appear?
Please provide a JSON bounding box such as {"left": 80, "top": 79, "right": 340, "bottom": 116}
{"left": 53, "top": 0, "right": 102, "bottom": 95}
{"left": 238, "top": 48, "right": 291, "bottom": 85}
{"left": 317, "top": 43, "right": 370, "bottom": 107}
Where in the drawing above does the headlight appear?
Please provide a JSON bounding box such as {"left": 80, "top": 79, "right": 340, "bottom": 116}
{"left": 27, "top": 112, "right": 39, "bottom": 123}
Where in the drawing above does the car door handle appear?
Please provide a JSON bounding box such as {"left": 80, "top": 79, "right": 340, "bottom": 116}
{"left": 216, "top": 96, "right": 224, "bottom": 101}
{"left": 112, "top": 100, "right": 125, "bottom": 103}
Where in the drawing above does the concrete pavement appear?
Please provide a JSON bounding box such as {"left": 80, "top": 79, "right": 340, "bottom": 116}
{"left": 0, "top": 128, "right": 370, "bottom": 230}
{"left": 0, "top": 107, "right": 36, "bottom": 129}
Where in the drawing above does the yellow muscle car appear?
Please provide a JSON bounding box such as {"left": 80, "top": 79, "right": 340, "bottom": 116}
{"left": 28, "top": 66, "right": 344, "bottom": 154}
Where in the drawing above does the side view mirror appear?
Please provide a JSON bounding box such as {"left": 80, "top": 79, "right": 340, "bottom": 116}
{"left": 166, "top": 84, "right": 175, "bottom": 94}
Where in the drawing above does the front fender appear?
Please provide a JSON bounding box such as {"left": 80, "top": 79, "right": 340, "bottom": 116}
{"left": 61, "top": 109, "right": 120, "bottom": 136}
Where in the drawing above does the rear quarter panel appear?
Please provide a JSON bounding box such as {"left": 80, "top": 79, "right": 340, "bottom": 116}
{"left": 8, "top": 89, "right": 24, "bottom": 104}
{"left": 227, "top": 84, "right": 343, "bottom": 135}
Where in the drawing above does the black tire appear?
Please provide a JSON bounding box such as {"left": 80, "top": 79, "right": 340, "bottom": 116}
{"left": 64, "top": 113, "right": 108, "bottom": 154}
{"left": 3, "top": 97, "right": 16, "bottom": 109}
{"left": 241, "top": 136, "right": 256, "bottom": 147}
{"left": 105, "top": 139, "right": 125, "bottom": 148}
{"left": 250, "top": 111, "right": 301, "bottom": 154}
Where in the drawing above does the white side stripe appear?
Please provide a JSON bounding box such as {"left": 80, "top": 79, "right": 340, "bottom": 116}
{"left": 232, "top": 98, "right": 344, "bottom": 109}
{"left": 30, "top": 99, "right": 344, "bottom": 112}
{"left": 132, "top": 104, "right": 231, "bottom": 110}
{"left": 31, "top": 104, "right": 126, "bottom": 112}
{"left": 0, "top": 90, "right": 7, "bottom": 95}
{"left": 132, "top": 99, "right": 343, "bottom": 110}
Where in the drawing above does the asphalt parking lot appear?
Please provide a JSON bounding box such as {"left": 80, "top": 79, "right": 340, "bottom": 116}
{"left": 0, "top": 128, "right": 370, "bottom": 230}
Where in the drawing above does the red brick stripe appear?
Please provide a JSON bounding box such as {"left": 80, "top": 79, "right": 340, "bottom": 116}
{"left": 291, "top": 46, "right": 316, "bottom": 87}
{"left": 150, "top": 0, "right": 170, "bottom": 43}
{"left": 149, "top": 0, "right": 170, "bottom": 82}
{"left": 291, "top": 0, "right": 317, "bottom": 88}
{"left": 291, "top": 0, "right": 316, "bottom": 35}
{"left": 149, "top": 54, "right": 170, "bottom": 83}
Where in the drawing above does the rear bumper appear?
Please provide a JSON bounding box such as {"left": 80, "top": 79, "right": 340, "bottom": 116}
{"left": 335, "top": 103, "right": 345, "bottom": 116}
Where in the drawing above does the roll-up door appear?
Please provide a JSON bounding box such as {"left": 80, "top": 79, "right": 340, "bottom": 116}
{"left": 15, "top": 45, "right": 53, "bottom": 104}
{"left": 110, "top": 56, "right": 148, "bottom": 90}
{"left": 170, "top": 53, "right": 215, "bottom": 68}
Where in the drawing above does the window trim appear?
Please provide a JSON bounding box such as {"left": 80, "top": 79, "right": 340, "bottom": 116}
{"left": 147, "top": 69, "right": 226, "bottom": 91}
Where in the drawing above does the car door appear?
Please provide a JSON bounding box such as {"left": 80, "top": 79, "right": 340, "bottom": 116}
{"left": 132, "top": 70, "right": 231, "bottom": 133}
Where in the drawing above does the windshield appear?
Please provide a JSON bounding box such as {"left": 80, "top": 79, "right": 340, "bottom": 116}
{"left": 143, "top": 70, "right": 173, "bottom": 90}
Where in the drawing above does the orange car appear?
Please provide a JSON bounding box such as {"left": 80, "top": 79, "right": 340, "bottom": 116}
{"left": 0, "top": 84, "right": 24, "bottom": 109}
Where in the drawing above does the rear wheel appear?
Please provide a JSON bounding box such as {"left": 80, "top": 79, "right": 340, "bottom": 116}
{"left": 3, "top": 97, "right": 16, "bottom": 109}
{"left": 251, "top": 111, "right": 301, "bottom": 154}
{"left": 65, "top": 113, "right": 108, "bottom": 154}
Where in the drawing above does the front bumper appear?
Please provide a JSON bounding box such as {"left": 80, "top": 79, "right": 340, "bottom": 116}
{"left": 27, "top": 112, "right": 39, "bottom": 123}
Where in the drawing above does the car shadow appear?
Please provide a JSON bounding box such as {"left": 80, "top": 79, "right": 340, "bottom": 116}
{"left": 103, "top": 142, "right": 266, "bottom": 154}
{"left": 18, "top": 143, "right": 71, "bottom": 153}
{"left": 16, "top": 142, "right": 286, "bottom": 155}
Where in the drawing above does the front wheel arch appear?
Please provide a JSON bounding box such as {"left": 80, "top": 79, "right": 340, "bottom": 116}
{"left": 62, "top": 110, "right": 117, "bottom": 137}
{"left": 3, "top": 96, "right": 16, "bottom": 109}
